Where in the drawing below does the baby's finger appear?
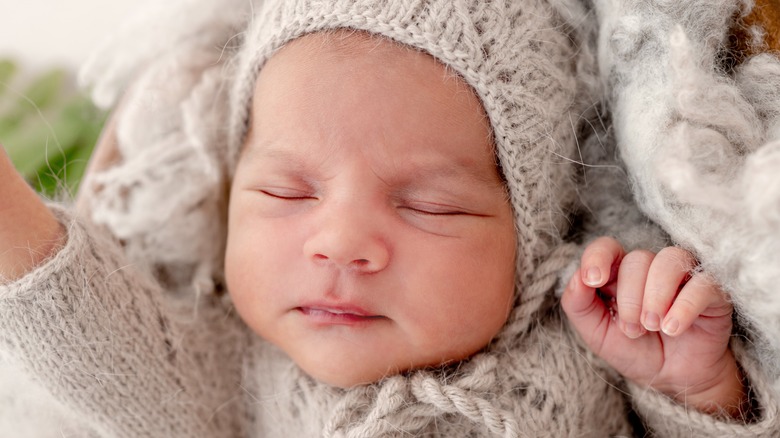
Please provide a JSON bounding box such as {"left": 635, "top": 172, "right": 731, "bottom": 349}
{"left": 616, "top": 250, "right": 655, "bottom": 338}
{"left": 642, "top": 247, "right": 696, "bottom": 332}
{"left": 580, "top": 237, "right": 625, "bottom": 288}
{"left": 561, "top": 268, "right": 612, "bottom": 354}
{"left": 661, "top": 273, "right": 732, "bottom": 337}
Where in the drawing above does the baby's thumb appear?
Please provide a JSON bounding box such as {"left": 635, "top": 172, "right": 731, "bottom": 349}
{"left": 561, "top": 269, "right": 611, "bottom": 354}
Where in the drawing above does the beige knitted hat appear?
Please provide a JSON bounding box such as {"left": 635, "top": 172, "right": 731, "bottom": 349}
{"left": 227, "top": 0, "right": 584, "bottom": 306}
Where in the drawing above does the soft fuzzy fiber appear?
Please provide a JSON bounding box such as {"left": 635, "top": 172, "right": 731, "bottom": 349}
{"left": 593, "top": 0, "right": 780, "bottom": 380}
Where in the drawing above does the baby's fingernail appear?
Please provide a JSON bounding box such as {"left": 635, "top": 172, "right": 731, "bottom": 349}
{"left": 585, "top": 267, "right": 601, "bottom": 286}
{"left": 662, "top": 318, "right": 679, "bottom": 336}
{"left": 643, "top": 312, "right": 660, "bottom": 331}
{"left": 623, "top": 322, "right": 643, "bottom": 339}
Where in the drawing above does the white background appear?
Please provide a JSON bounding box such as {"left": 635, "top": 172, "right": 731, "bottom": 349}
{"left": 0, "top": 0, "right": 139, "bottom": 71}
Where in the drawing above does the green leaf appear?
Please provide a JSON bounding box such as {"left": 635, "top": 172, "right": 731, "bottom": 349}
{"left": 62, "top": 137, "right": 98, "bottom": 194}
{"left": 1, "top": 62, "right": 107, "bottom": 194}
{"left": 0, "top": 59, "right": 17, "bottom": 99}
{"left": 0, "top": 70, "right": 67, "bottom": 133}
{"left": 33, "top": 143, "right": 70, "bottom": 196}
{"left": 31, "top": 95, "right": 107, "bottom": 195}
{"left": 21, "top": 69, "right": 67, "bottom": 109}
{"left": 5, "top": 124, "right": 67, "bottom": 178}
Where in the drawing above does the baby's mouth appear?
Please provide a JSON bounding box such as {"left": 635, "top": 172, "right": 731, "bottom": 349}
{"left": 296, "top": 306, "right": 386, "bottom": 324}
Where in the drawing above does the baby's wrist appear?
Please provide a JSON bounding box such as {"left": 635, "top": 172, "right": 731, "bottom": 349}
{"left": 665, "top": 352, "right": 749, "bottom": 420}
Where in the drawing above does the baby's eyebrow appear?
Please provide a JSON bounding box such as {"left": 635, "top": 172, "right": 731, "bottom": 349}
{"left": 241, "top": 139, "right": 503, "bottom": 188}
{"left": 239, "top": 141, "right": 309, "bottom": 171}
{"left": 401, "top": 160, "right": 503, "bottom": 189}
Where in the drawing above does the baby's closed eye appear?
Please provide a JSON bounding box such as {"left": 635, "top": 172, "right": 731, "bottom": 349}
{"left": 258, "top": 187, "right": 317, "bottom": 201}
{"left": 398, "top": 200, "right": 479, "bottom": 216}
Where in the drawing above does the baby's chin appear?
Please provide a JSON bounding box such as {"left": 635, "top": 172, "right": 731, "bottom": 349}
{"left": 290, "top": 345, "right": 489, "bottom": 388}
{"left": 289, "top": 348, "right": 406, "bottom": 388}
{"left": 303, "top": 363, "right": 402, "bottom": 388}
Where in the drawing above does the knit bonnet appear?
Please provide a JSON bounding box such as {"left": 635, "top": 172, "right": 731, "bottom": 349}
{"left": 227, "top": 0, "right": 584, "bottom": 305}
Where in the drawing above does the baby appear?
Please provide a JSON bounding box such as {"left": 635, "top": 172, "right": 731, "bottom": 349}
{"left": 1, "top": 0, "right": 778, "bottom": 436}
{"left": 227, "top": 31, "right": 743, "bottom": 410}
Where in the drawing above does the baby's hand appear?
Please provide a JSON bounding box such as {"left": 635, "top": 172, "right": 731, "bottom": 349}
{"left": 561, "top": 237, "right": 747, "bottom": 417}
{"left": 0, "top": 145, "right": 63, "bottom": 282}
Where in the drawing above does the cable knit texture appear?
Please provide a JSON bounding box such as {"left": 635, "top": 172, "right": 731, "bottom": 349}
{"left": 1, "top": 0, "right": 779, "bottom": 437}
{"left": 0, "top": 208, "right": 250, "bottom": 437}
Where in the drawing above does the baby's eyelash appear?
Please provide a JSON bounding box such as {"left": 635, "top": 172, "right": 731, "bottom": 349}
{"left": 259, "top": 189, "right": 315, "bottom": 200}
{"left": 402, "top": 204, "right": 466, "bottom": 216}
{"left": 413, "top": 208, "right": 464, "bottom": 216}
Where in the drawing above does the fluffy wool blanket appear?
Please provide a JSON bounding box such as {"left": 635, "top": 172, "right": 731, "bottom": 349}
{"left": 591, "top": 0, "right": 780, "bottom": 380}
{"left": 76, "top": 0, "right": 780, "bottom": 386}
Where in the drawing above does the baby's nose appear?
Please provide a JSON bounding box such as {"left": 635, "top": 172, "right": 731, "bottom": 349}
{"left": 303, "top": 208, "right": 390, "bottom": 273}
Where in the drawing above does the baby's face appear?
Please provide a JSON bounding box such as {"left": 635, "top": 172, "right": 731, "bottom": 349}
{"left": 225, "top": 32, "right": 516, "bottom": 387}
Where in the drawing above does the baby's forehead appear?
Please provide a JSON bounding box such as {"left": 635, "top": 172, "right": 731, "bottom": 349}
{"left": 236, "top": 30, "right": 502, "bottom": 186}
{"left": 243, "top": 29, "right": 494, "bottom": 152}
{"left": 274, "top": 30, "right": 479, "bottom": 97}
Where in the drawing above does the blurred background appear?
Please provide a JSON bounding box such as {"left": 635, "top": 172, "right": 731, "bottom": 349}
{"left": 0, "top": 0, "right": 138, "bottom": 196}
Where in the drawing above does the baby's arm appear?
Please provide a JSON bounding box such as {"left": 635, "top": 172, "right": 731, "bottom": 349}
{"left": 0, "top": 145, "right": 245, "bottom": 436}
{"left": 0, "top": 146, "right": 64, "bottom": 282}
{"left": 561, "top": 237, "right": 746, "bottom": 417}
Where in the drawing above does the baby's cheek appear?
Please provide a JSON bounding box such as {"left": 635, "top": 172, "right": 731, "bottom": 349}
{"left": 225, "top": 231, "right": 274, "bottom": 312}
{"left": 425, "top": 279, "right": 513, "bottom": 357}
{"left": 224, "top": 244, "right": 254, "bottom": 312}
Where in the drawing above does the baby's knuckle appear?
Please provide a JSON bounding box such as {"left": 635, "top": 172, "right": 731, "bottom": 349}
{"left": 618, "top": 297, "right": 643, "bottom": 314}
{"left": 672, "top": 295, "right": 699, "bottom": 314}
{"left": 657, "top": 247, "right": 696, "bottom": 269}
{"left": 620, "top": 250, "right": 654, "bottom": 270}
{"left": 686, "top": 273, "right": 725, "bottom": 299}
{"left": 584, "top": 237, "right": 621, "bottom": 258}
{"left": 642, "top": 285, "right": 667, "bottom": 301}
{"left": 596, "top": 236, "right": 622, "bottom": 249}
